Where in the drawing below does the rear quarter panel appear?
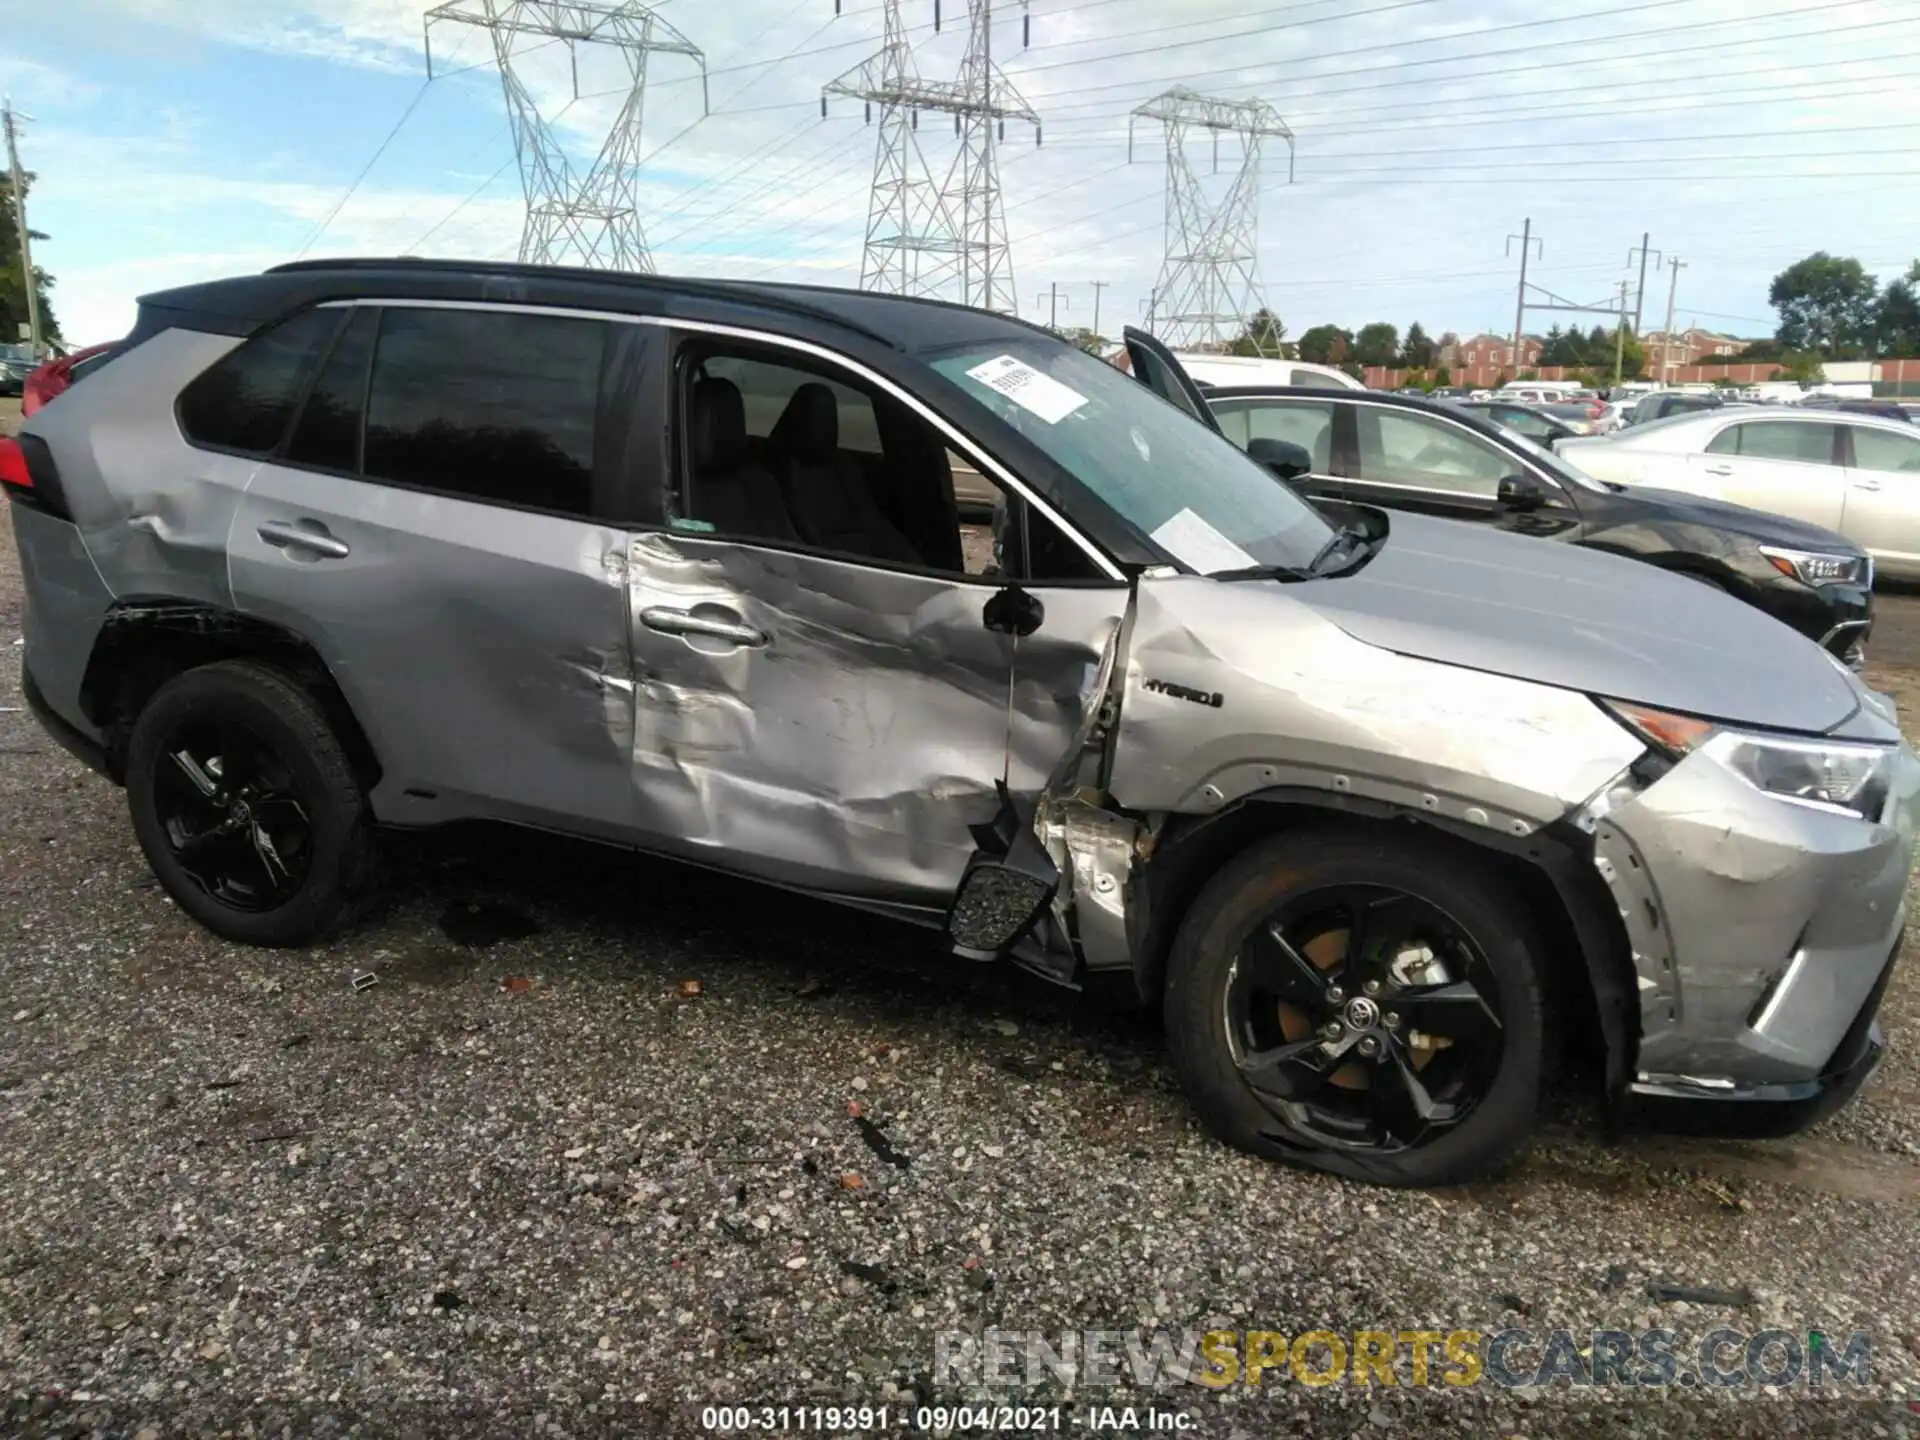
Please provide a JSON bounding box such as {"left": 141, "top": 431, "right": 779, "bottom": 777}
{"left": 23, "top": 328, "right": 253, "bottom": 609}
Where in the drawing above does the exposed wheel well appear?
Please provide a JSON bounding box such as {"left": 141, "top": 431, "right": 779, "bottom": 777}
{"left": 78, "top": 600, "right": 381, "bottom": 790}
{"left": 1128, "top": 792, "right": 1633, "bottom": 1097}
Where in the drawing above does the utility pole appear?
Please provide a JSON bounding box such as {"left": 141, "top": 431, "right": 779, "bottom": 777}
{"left": 1627, "top": 232, "right": 1660, "bottom": 334}
{"left": 1612, "top": 279, "right": 1631, "bottom": 387}
{"left": 1089, "top": 279, "right": 1109, "bottom": 342}
{"left": 425, "top": 1, "right": 710, "bottom": 273}
{"left": 825, "top": 0, "right": 1039, "bottom": 311}
{"left": 1506, "top": 218, "right": 1541, "bottom": 372}
{"left": 1659, "top": 256, "right": 1686, "bottom": 385}
{"left": 3, "top": 100, "right": 42, "bottom": 354}
{"left": 1034, "top": 281, "right": 1067, "bottom": 332}
{"left": 1130, "top": 88, "right": 1293, "bottom": 350}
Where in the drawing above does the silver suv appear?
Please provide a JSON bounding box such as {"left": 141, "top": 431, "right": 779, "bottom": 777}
{"left": 7, "top": 259, "right": 1915, "bottom": 1187}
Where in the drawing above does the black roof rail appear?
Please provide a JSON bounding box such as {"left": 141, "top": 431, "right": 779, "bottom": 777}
{"left": 262, "top": 257, "right": 923, "bottom": 348}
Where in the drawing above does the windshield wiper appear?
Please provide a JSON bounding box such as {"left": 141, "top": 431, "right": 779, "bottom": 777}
{"left": 1208, "top": 562, "right": 1314, "bottom": 583}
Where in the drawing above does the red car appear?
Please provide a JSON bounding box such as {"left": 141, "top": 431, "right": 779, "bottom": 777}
{"left": 22, "top": 342, "right": 117, "bottom": 416}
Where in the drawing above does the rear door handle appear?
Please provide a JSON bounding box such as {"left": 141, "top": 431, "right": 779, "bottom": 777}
{"left": 640, "top": 605, "right": 768, "bottom": 649}
{"left": 1853, "top": 478, "right": 1883, "bottom": 492}
{"left": 257, "top": 519, "right": 351, "bottom": 559}
{"left": 1701, "top": 463, "right": 1734, "bottom": 476}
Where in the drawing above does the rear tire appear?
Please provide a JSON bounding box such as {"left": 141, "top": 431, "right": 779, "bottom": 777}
{"left": 125, "top": 660, "right": 374, "bottom": 947}
{"left": 1163, "top": 827, "right": 1547, "bottom": 1187}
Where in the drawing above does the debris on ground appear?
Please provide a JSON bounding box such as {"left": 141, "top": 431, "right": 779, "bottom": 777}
{"left": 1647, "top": 1282, "right": 1756, "bottom": 1308}
{"left": 853, "top": 1114, "right": 911, "bottom": 1170}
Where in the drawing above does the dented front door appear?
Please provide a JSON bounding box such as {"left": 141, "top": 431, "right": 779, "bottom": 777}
{"left": 624, "top": 532, "right": 1127, "bottom": 905}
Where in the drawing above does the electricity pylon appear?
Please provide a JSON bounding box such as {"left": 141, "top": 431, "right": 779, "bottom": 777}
{"left": 825, "top": 0, "right": 1038, "bottom": 313}
{"left": 425, "top": 0, "right": 708, "bottom": 272}
{"left": 1129, "top": 87, "right": 1293, "bottom": 352}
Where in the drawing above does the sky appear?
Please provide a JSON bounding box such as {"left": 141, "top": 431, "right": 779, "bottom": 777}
{"left": 4, "top": 0, "right": 1919, "bottom": 349}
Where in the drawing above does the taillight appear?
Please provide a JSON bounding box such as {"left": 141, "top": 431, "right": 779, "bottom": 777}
{"left": 0, "top": 437, "right": 31, "bottom": 492}
{"left": 0, "top": 434, "right": 70, "bottom": 519}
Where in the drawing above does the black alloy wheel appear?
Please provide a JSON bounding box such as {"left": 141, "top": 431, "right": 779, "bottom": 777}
{"left": 1225, "top": 885, "right": 1503, "bottom": 1153}
{"left": 150, "top": 717, "right": 313, "bottom": 911}
{"left": 126, "top": 660, "right": 375, "bottom": 947}
{"left": 1163, "top": 829, "right": 1546, "bottom": 1187}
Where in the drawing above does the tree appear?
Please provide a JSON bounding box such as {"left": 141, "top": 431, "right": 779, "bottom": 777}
{"left": 1400, "top": 321, "right": 1435, "bottom": 369}
{"left": 1539, "top": 324, "right": 1583, "bottom": 368}
{"left": 1228, "top": 307, "right": 1287, "bottom": 358}
{"left": 1877, "top": 260, "right": 1920, "bottom": 358}
{"left": 1769, "top": 252, "right": 1879, "bottom": 357}
{"left": 1433, "top": 364, "right": 1452, "bottom": 387}
{"left": 1059, "top": 327, "right": 1107, "bottom": 355}
{"left": 1354, "top": 322, "right": 1399, "bottom": 368}
{"left": 1777, "top": 350, "right": 1827, "bottom": 384}
{"left": 1296, "top": 324, "right": 1353, "bottom": 365}
{"left": 0, "top": 174, "right": 60, "bottom": 347}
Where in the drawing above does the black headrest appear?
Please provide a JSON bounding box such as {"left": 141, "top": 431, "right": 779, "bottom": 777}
{"left": 775, "top": 382, "right": 840, "bottom": 463}
{"left": 691, "top": 378, "right": 747, "bottom": 470}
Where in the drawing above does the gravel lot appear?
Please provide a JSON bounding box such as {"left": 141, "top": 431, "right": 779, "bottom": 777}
{"left": 4, "top": 398, "right": 1920, "bottom": 1437}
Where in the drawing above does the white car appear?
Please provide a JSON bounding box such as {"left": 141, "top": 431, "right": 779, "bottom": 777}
{"left": 1170, "top": 352, "right": 1366, "bottom": 391}
{"left": 1559, "top": 407, "right": 1920, "bottom": 578}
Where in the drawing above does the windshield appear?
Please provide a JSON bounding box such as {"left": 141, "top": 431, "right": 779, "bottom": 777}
{"left": 931, "top": 340, "right": 1336, "bottom": 573}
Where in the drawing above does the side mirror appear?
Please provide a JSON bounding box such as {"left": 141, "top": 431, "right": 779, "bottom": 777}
{"left": 1247, "top": 437, "right": 1313, "bottom": 482}
{"left": 945, "top": 784, "right": 1060, "bottom": 961}
{"left": 1497, "top": 474, "right": 1549, "bottom": 512}
{"left": 983, "top": 584, "right": 1044, "bottom": 637}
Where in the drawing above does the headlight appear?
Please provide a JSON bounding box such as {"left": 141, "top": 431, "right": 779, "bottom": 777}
{"left": 1602, "top": 698, "right": 1893, "bottom": 820}
{"left": 1758, "top": 544, "right": 1870, "bottom": 587}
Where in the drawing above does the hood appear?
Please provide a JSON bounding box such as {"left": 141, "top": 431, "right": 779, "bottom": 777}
{"left": 1611, "top": 484, "right": 1865, "bottom": 552}
{"left": 1290, "top": 510, "right": 1858, "bottom": 734}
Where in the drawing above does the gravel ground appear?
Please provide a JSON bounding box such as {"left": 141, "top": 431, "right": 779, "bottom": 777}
{"left": 4, "top": 400, "right": 1920, "bottom": 1436}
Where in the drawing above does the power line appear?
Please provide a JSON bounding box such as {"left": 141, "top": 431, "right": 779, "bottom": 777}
{"left": 1031, "top": 0, "right": 1898, "bottom": 116}
{"left": 291, "top": 77, "right": 432, "bottom": 259}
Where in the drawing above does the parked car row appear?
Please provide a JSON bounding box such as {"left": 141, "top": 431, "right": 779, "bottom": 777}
{"left": 1164, "top": 374, "right": 1874, "bottom": 669}
{"left": 5, "top": 261, "right": 1911, "bottom": 1191}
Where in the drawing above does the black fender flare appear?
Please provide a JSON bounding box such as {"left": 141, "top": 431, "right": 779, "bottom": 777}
{"left": 77, "top": 598, "right": 381, "bottom": 787}
{"left": 1126, "top": 786, "right": 1638, "bottom": 1106}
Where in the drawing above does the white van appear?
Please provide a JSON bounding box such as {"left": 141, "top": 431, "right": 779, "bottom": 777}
{"left": 1498, "top": 380, "right": 1582, "bottom": 404}
{"left": 1171, "top": 352, "right": 1365, "bottom": 391}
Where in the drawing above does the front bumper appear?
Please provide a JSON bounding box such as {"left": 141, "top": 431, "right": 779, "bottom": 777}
{"left": 1586, "top": 733, "right": 1918, "bottom": 1100}
{"left": 1624, "top": 938, "right": 1891, "bottom": 1137}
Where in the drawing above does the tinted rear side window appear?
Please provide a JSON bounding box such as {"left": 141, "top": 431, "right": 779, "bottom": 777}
{"left": 363, "top": 307, "right": 606, "bottom": 515}
{"left": 286, "top": 307, "right": 376, "bottom": 474}
{"left": 177, "top": 308, "right": 342, "bottom": 455}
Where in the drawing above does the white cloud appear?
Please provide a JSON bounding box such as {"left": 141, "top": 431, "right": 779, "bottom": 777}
{"left": 18, "top": 0, "right": 1920, "bottom": 343}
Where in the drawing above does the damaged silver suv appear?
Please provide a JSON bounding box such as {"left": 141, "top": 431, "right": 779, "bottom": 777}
{"left": 8, "top": 259, "right": 1916, "bottom": 1186}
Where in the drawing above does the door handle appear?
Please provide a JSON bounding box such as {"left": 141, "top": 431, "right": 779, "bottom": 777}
{"left": 1853, "top": 478, "right": 1883, "bottom": 492}
{"left": 257, "top": 519, "right": 351, "bottom": 559}
{"left": 1701, "top": 463, "right": 1734, "bottom": 476}
{"left": 640, "top": 605, "right": 768, "bottom": 649}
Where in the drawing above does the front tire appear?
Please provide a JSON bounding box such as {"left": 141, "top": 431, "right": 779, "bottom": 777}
{"left": 1163, "top": 827, "right": 1546, "bottom": 1187}
{"left": 125, "top": 660, "right": 374, "bottom": 947}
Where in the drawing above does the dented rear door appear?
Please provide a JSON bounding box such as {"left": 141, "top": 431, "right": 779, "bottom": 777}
{"left": 227, "top": 302, "right": 638, "bottom": 837}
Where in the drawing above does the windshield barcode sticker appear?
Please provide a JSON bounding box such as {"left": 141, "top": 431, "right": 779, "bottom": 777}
{"left": 964, "top": 355, "right": 1090, "bottom": 424}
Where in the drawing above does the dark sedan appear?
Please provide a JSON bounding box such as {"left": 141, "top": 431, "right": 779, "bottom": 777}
{"left": 1455, "top": 398, "right": 1587, "bottom": 448}
{"left": 1189, "top": 382, "right": 1874, "bottom": 666}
